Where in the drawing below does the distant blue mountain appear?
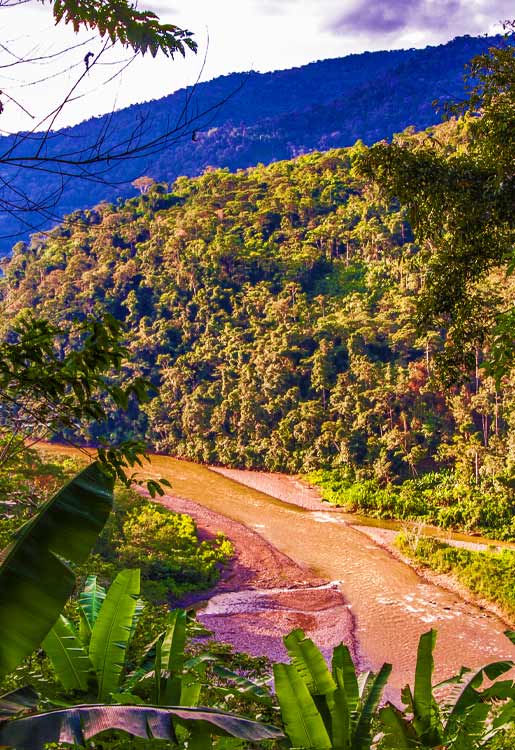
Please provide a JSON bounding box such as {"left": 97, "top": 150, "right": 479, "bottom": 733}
{"left": 0, "top": 34, "right": 500, "bottom": 255}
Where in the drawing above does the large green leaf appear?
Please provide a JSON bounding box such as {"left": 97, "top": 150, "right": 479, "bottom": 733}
{"left": 284, "top": 628, "right": 336, "bottom": 696}
{"left": 352, "top": 662, "right": 392, "bottom": 750}
{"left": 43, "top": 615, "right": 91, "bottom": 692}
{"left": 332, "top": 643, "right": 359, "bottom": 713}
{"left": 180, "top": 679, "right": 202, "bottom": 707}
{"left": 79, "top": 575, "right": 106, "bottom": 645}
{"left": 0, "top": 703, "right": 284, "bottom": 750}
{"left": 329, "top": 685, "right": 351, "bottom": 750}
{"left": 0, "top": 462, "right": 113, "bottom": 678}
{"left": 445, "top": 659, "right": 514, "bottom": 730}
{"left": 274, "top": 662, "right": 332, "bottom": 750}
{"left": 412, "top": 629, "right": 439, "bottom": 740}
{"left": 89, "top": 568, "right": 140, "bottom": 700}
{"left": 379, "top": 703, "right": 416, "bottom": 749}
{"left": 451, "top": 702, "right": 493, "bottom": 749}
{"left": 213, "top": 665, "right": 273, "bottom": 706}
{"left": 161, "top": 608, "right": 187, "bottom": 705}
{"left": 161, "top": 609, "right": 187, "bottom": 671}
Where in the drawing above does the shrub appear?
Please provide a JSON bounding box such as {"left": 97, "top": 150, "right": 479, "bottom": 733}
{"left": 396, "top": 532, "right": 515, "bottom": 620}
{"left": 116, "top": 502, "right": 233, "bottom": 601}
{"left": 308, "top": 468, "right": 515, "bottom": 540}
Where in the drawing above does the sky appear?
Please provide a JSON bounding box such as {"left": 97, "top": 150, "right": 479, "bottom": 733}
{"left": 0, "top": 0, "right": 512, "bottom": 134}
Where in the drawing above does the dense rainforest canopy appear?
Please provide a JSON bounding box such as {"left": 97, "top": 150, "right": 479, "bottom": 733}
{"left": 2, "top": 130, "right": 515, "bottom": 524}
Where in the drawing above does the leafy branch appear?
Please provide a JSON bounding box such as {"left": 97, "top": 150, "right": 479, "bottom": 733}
{"left": 44, "top": 0, "right": 197, "bottom": 58}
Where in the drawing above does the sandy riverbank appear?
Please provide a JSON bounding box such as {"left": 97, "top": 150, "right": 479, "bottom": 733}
{"left": 143, "top": 489, "right": 357, "bottom": 664}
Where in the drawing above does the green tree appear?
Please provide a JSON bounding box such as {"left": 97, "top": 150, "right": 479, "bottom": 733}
{"left": 0, "top": 0, "right": 202, "bottom": 487}
{"left": 356, "top": 28, "right": 515, "bottom": 380}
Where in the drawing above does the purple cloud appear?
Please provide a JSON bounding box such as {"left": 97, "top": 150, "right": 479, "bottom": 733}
{"left": 327, "top": 0, "right": 507, "bottom": 36}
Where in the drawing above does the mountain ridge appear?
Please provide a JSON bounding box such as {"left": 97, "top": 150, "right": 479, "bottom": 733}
{"left": 0, "top": 33, "right": 502, "bottom": 256}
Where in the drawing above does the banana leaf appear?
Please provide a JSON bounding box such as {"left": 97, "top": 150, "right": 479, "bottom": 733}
{"left": 379, "top": 703, "right": 416, "bottom": 749}
{"left": 445, "top": 659, "right": 514, "bottom": 730}
{"left": 89, "top": 568, "right": 140, "bottom": 700}
{"left": 0, "top": 687, "right": 39, "bottom": 719}
{"left": 213, "top": 665, "right": 273, "bottom": 706}
{"left": 0, "top": 703, "right": 284, "bottom": 750}
{"left": 274, "top": 662, "right": 332, "bottom": 750}
{"left": 42, "top": 615, "right": 92, "bottom": 692}
{"left": 284, "top": 628, "right": 336, "bottom": 696}
{"left": 110, "top": 692, "right": 145, "bottom": 704}
{"left": 328, "top": 685, "right": 351, "bottom": 750}
{"left": 161, "top": 608, "right": 187, "bottom": 705}
{"left": 352, "top": 662, "right": 392, "bottom": 750}
{"left": 180, "top": 680, "right": 202, "bottom": 707}
{"left": 412, "top": 629, "right": 439, "bottom": 742}
{"left": 129, "top": 598, "right": 145, "bottom": 638}
{"left": 79, "top": 575, "right": 106, "bottom": 645}
{"left": 332, "top": 643, "right": 359, "bottom": 713}
{"left": 0, "top": 462, "right": 113, "bottom": 678}
{"left": 153, "top": 638, "right": 163, "bottom": 704}
{"left": 161, "top": 609, "right": 187, "bottom": 671}
{"left": 450, "top": 702, "right": 492, "bottom": 749}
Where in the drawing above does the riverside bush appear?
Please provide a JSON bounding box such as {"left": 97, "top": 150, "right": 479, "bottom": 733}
{"left": 120, "top": 504, "right": 232, "bottom": 600}
{"left": 396, "top": 532, "right": 515, "bottom": 620}
{"left": 96, "top": 489, "right": 233, "bottom": 602}
{"left": 308, "top": 468, "right": 515, "bottom": 539}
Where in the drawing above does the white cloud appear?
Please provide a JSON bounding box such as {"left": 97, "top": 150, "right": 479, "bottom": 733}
{"left": 0, "top": 0, "right": 508, "bottom": 133}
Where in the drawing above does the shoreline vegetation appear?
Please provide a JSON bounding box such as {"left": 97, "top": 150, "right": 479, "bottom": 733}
{"left": 0, "top": 449, "right": 233, "bottom": 609}
{"left": 395, "top": 531, "right": 515, "bottom": 625}
{"left": 307, "top": 469, "right": 515, "bottom": 541}
{"left": 2, "top": 449, "right": 515, "bottom": 747}
{"left": 306, "top": 469, "right": 515, "bottom": 625}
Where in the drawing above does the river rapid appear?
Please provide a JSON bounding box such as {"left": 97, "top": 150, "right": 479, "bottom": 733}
{"left": 43, "top": 446, "right": 515, "bottom": 694}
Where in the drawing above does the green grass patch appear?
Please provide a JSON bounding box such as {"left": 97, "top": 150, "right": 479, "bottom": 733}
{"left": 396, "top": 532, "right": 515, "bottom": 621}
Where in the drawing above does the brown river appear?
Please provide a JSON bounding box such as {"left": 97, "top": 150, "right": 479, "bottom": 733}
{"left": 45, "top": 446, "right": 515, "bottom": 696}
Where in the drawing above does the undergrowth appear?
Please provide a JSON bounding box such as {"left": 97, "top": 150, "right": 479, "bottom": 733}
{"left": 307, "top": 468, "right": 515, "bottom": 540}
{"left": 395, "top": 531, "right": 515, "bottom": 621}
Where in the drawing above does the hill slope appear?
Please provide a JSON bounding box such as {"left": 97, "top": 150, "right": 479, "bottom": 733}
{"left": 3, "top": 132, "right": 515, "bottom": 534}
{"left": 0, "top": 34, "right": 499, "bottom": 255}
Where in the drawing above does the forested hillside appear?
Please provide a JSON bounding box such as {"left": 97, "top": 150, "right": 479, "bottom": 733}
{"left": 0, "top": 34, "right": 500, "bottom": 255}
{"left": 3, "top": 121, "right": 515, "bottom": 536}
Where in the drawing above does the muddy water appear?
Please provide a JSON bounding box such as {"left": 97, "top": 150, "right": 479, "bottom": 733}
{"left": 42, "top": 446, "right": 515, "bottom": 691}
{"left": 146, "top": 456, "right": 515, "bottom": 692}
